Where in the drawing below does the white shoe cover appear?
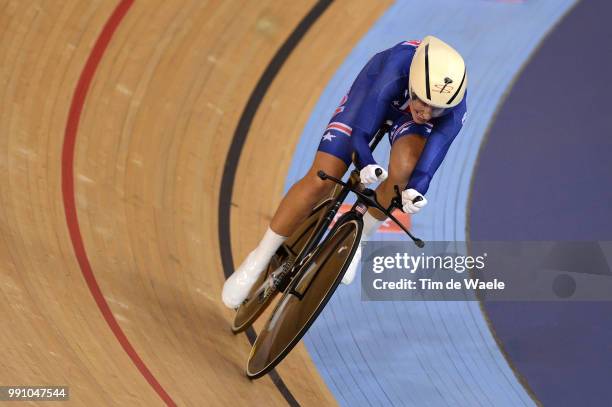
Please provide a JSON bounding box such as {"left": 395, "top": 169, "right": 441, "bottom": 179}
{"left": 222, "top": 250, "right": 268, "bottom": 309}
{"left": 342, "top": 245, "right": 361, "bottom": 285}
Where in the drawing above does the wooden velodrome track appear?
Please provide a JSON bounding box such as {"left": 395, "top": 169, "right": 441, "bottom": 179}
{"left": 0, "top": 0, "right": 393, "bottom": 405}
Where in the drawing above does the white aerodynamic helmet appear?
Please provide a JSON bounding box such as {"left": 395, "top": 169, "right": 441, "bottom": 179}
{"left": 409, "top": 35, "right": 467, "bottom": 110}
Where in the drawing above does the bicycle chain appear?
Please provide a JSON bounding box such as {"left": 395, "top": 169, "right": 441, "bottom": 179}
{"left": 256, "top": 259, "right": 294, "bottom": 304}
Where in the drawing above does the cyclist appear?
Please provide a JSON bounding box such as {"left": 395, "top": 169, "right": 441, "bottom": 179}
{"left": 223, "top": 35, "right": 467, "bottom": 308}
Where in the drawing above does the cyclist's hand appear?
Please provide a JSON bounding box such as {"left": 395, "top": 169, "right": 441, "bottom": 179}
{"left": 359, "top": 164, "right": 388, "bottom": 185}
{"left": 401, "top": 188, "right": 427, "bottom": 214}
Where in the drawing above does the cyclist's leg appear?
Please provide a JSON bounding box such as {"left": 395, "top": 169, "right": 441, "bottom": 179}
{"left": 222, "top": 136, "right": 350, "bottom": 308}
{"left": 271, "top": 151, "right": 348, "bottom": 236}
{"left": 242, "top": 122, "right": 353, "bottom": 257}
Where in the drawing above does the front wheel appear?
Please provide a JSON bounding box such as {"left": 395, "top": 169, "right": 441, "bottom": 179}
{"left": 246, "top": 216, "right": 362, "bottom": 378}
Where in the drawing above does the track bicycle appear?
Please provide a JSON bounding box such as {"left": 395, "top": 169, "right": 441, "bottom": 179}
{"left": 231, "top": 122, "right": 393, "bottom": 334}
{"left": 230, "top": 122, "right": 424, "bottom": 378}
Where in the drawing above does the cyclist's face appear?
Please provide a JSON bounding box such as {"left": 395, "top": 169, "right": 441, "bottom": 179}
{"left": 409, "top": 96, "right": 448, "bottom": 123}
{"left": 408, "top": 97, "right": 433, "bottom": 124}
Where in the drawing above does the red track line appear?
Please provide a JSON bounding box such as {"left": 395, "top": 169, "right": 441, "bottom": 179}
{"left": 61, "top": 1, "right": 176, "bottom": 405}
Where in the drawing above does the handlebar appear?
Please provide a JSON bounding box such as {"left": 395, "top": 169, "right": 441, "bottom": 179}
{"left": 317, "top": 170, "right": 424, "bottom": 247}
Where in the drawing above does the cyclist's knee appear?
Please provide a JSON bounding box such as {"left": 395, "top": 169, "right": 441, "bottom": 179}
{"left": 296, "top": 151, "right": 347, "bottom": 200}
{"left": 387, "top": 135, "right": 425, "bottom": 184}
{"left": 300, "top": 170, "right": 334, "bottom": 199}
{"left": 388, "top": 159, "right": 413, "bottom": 185}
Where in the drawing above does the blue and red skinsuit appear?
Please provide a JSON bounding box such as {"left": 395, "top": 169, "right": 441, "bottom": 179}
{"left": 317, "top": 40, "right": 467, "bottom": 195}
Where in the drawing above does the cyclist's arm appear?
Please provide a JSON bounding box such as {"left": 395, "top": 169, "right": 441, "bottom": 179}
{"left": 350, "top": 77, "right": 406, "bottom": 169}
{"left": 350, "top": 127, "right": 376, "bottom": 168}
{"left": 407, "top": 100, "right": 467, "bottom": 194}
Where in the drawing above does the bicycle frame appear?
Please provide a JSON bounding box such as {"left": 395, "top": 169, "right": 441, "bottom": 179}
{"left": 289, "top": 121, "right": 393, "bottom": 273}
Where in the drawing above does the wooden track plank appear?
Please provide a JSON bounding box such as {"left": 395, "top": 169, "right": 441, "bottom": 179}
{"left": 1, "top": 1, "right": 162, "bottom": 405}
